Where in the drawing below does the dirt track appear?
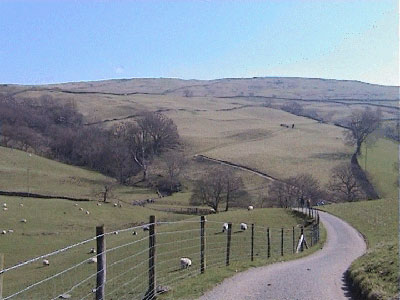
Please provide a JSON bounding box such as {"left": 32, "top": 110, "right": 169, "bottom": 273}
{"left": 198, "top": 211, "right": 366, "bottom": 300}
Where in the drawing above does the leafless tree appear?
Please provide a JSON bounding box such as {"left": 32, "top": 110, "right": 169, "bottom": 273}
{"left": 344, "top": 108, "right": 382, "bottom": 155}
{"left": 328, "top": 163, "right": 361, "bottom": 202}
{"left": 223, "top": 169, "right": 245, "bottom": 211}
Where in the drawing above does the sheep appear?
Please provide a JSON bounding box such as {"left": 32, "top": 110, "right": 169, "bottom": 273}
{"left": 240, "top": 223, "right": 248, "bottom": 231}
{"left": 3, "top": 203, "right": 7, "bottom": 208}
{"left": 180, "top": 257, "right": 192, "bottom": 269}
{"left": 113, "top": 203, "right": 118, "bottom": 207}
{"left": 209, "top": 208, "right": 216, "bottom": 214}
{"left": 247, "top": 205, "right": 254, "bottom": 211}
{"left": 89, "top": 248, "right": 96, "bottom": 254}
{"left": 79, "top": 207, "right": 83, "bottom": 211}
{"left": 1, "top": 230, "right": 6, "bottom": 234}
{"left": 20, "top": 219, "right": 27, "bottom": 223}
{"left": 97, "top": 203, "right": 101, "bottom": 206}
{"left": 8, "top": 229, "right": 14, "bottom": 233}
{"left": 74, "top": 203, "right": 78, "bottom": 207}
{"left": 19, "top": 203, "right": 24, "bottom": 207}
{"left": 43, "top": 259, "right": 50, "bottom": 266}
{"left": 222, "top": 223, "right": 229, "bottom": 233}
{"left": 85, "top": 211, "right": 90, "bottom": 215}
{"left": 3, "top": 207, "right": 8, "bottom": 211}
{"left": 113, "top": 231, "right": 119, "bottom": 235}
{"left": 132, "top": 231, "right": 137, "bottom": 236}
{"left": 88, "top": 257, "right": 97, "bottom": 264}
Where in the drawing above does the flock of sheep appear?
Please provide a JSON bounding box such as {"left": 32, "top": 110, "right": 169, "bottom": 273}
{"left": 3, "top": 199, "right": 255, "bottom": 271}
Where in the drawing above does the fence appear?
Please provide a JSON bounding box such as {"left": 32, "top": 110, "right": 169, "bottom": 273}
{"left": 0, "top": 208, "right": 320, "bottom": 300}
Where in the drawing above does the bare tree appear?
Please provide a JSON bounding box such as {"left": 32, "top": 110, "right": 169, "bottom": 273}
{"left": 344, "top": 108, "right": 382, "bottom": 155}
{"left": 223, "top": 169, "right": 245, "bottom": 211}
{"left": 328, "top": 163, "right": 361, "bottom": 202}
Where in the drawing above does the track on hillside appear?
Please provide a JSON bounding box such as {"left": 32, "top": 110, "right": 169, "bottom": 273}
{"left": 198, "top": 211, "right": 366, "bottom": 300}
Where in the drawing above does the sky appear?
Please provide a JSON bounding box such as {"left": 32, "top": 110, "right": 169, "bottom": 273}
{"left": 0, "top": 0, "right": 398, "bottom": 86}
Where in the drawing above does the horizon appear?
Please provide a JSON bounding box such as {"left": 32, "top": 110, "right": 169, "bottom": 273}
{"left": 1, "top": 1, "right": 398, "bottom": 86}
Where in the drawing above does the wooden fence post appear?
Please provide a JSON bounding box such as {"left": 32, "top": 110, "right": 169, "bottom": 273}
{"left": 251, "top": 224, "right": 254, "bottom": 261}
{"left": 292, "top": 227, "right": 295, "bottom": 254}
{"left": 267, "top": 228, "right": 270, "bottom": 258}
{"left": 146, "top": 215, "right": 156, "bottom": 300}
{"left": 96, "top": 225, "right": 106, "bottom": 300}
{"left": 0, "top": 253, "right": 3, "bottom": 300}
{"left": 200, "top": 216, "right": 205, "bottom": 274}
{"left": 280, "top": 228, "right": 284, "bottom": 256}
{"left": 226, "top": 223, "right": 232, "bottom": 266}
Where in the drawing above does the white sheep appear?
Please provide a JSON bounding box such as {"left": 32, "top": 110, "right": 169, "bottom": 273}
{"left": 79, "top": 207, "right": 83, "bottom": 211}
{"left": 210, "top": 208, "right": 216, "bottom": 214}
{"left": 43, "top": 259, "right": 50, "bottom": 266}
{"left": 1, "top": 230, "right": 6, "bottom": 234}
{"left": 180, "top": 257, "right": 192, "bottom": 269}
{"left": 97, "top": 203, "right": 101, "bottom": 206}
{"left": 74, "top": 203, "right": 78, "bottom": 207}
{"left": 85, "top": 211, "right": 90, "bottom": 215}
{"left": 143, "top": 225, "right": 150, "bottom": 231}
{"left": 21, "top": 219, "right": 27, "bottom": 223}
{"left": 8, "top": 229, "right": 14, "bottom": 233}
{"left": 3, "top": 208, "right": 8, "bottom": 211}
{"left": 113, "top": 203, "right": 118, "bottom": 207}
{"left": 222, "top": 223, "right": 229, "bottom": 233}
{"left": 3, "top": 203, "right": 7, "bottom": 208}
{"left": 247, "top": 205, "right": 254, "bottom": 211}
{"left": 113, "top": 231, "right": 119, "bottom": 235}
{"left": 240, "top": 223, "right": 248, "bottom": 231}
{"left": 88, "top": 257, "right": 97, "bottom": 264}
{"left": 19, "top": 203, "right": 24, "bottom": 207}
{"left": 89, "top": 248, "right": 96, "bottom": 254}
{"left": 132, "top": 231, "right": 137, "bottom": 236}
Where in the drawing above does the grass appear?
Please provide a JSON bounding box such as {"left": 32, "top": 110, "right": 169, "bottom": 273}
{"left": 321, "top": 137, "right": 399, "bottom": 299}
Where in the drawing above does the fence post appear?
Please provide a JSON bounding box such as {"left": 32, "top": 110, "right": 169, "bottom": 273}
{"left": 96, "top": 225, "right": 106, "bottom": 300}
{"left": 300, "top": 226, "right": 304, "bottom": 252}
{"left": 226, "top": 223, "right": 232, "bottom": 266}
{"left": 251, "top": 224, "right": 254, "bottom": 261}
{"left": 267, "top": 228, "right": 270, "bottom": 258}
{"left": 310, "top": 226, "right": 314, "bottom": 247}
{"left": 200, "top": 216, "right": 205, "bottom": 274}
{"left": 292, "top": 227, "right": 295, "bottom": 254}
{"left": 281, "top": 228, "right": 284, "bottom": 256}
{"left": 146, "top": 215, "right": 156, "bottom": 300}
{"left": 0, "top": 253, "right": 3, "bottom": 300}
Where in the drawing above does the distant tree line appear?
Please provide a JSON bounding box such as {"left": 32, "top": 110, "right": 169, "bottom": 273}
{"left": 0, "top": 95, "right": 181, "bottom": 186}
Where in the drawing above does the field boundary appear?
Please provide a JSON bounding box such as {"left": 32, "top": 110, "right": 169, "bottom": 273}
{"left": 0, "top": 190, "right": 91, "bottom": 202}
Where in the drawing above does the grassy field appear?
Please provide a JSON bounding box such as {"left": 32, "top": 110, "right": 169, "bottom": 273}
{"left": 322, "top": 137, "right": 399, "bottom": 299}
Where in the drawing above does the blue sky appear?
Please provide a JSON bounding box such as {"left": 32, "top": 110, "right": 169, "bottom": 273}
{"left": 0, "top": 0, "right": 398, "bottom": 85}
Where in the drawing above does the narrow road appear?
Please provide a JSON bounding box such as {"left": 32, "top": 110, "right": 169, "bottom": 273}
{"left": 198, "top": 211, "right": 366, "bottom": 300}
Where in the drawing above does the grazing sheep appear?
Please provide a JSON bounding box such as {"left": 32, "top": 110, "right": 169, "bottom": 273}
{"left": 3, "top": 203, "right": 7, "bottom": 208}
{"left": 210, "top": 208, "right": 216, "bottom": 214}
{"left": 89, "top": 248, "right": 96, "bottom": 254}
{"left": 113, "top": 203, "right": 118, "bottom": 207}
{"left": 114, "top": 231, "right": 119, "bottom": 235}
{"left": 8, "top": 229, "right": 14, "bottom": 233}
{"left": 132, "top": 231, "right": 137, "bottom": 236}
{"left": 88, "top": 257, "right": 97, "bottom": 264}
{"left": 79, "top": 208, "right": 83, "bottom": 211}
{"left": 97, "top": 203, "right": 101, "bottom": 206}
{"left": 240, "top": 223, "right": 248, "bottom": 231}
{"left": 222, "top": 223, "right": 229, "bottom": 233}
{"left": 43, "top": 259, "right": 50, "bottom": 266}
{"left": 85, "top": 211, "right": 90, "bottom": 215}
{"left": 19, "top": 203, "right": 24, "bottom": 207}
{"left": 74, "top": 203, "right": 78, "bottom": 207}
{"left": 3, "top": 208, "right": 8, "bottom": 211}
{"left": 143, "top": 225, "right": 150, "bottom": 231}
{"left": 180, "top": 257, "right": 192, "bottom": 269}
{"left": 1, "top": 230, "right": 6, "bottom": 234}
{"left": 21, "top": 219, "right": 27, "bottom": 223}
{"left": 247, "top": 205, "right": 254, "bottom": 211}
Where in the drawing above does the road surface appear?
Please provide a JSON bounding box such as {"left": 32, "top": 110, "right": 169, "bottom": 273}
{"left": 198, "top": 211, "right": 366, "bottom": 300}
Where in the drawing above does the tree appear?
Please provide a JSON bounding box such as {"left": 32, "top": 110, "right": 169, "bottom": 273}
{"left": 344, "top": 108, "right": 382, "bottom": 155}
{"left": 223, "top": 169, "right": 245, "bottom": 211}
{"left": 328, "top": 163, "right": 361, "bottom": 202}
{"left": 266, "top": 174, "right": 322, "bottom": 208}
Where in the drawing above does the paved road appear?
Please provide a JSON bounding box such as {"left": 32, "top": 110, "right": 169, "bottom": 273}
{"left": 198, "top": 211, "right": 366, "bottom": 300}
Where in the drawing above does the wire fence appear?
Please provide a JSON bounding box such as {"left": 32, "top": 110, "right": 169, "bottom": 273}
{"left": 0, "top": 207, "right": 320, "bottom": 300}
